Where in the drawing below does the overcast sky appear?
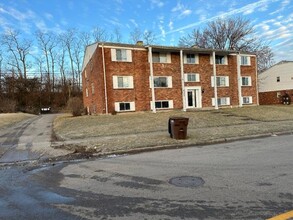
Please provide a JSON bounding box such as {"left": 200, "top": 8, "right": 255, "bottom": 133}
{"left": 0, "top": 0, "right": 292, "bottom": 62}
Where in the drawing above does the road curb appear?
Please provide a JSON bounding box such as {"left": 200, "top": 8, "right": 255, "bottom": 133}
{"left": 92, "top": 131, "right": 293, "bottom": 158}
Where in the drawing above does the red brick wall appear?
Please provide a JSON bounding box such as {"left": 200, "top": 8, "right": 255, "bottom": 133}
{"left": 241, "top": 56, "right": 258, "bottom": 105}
{"left": 259, "top": 90, "right": 293, "bottom": 105}
{"left": 152, "top": 52, "right": 182, "bottom": 109}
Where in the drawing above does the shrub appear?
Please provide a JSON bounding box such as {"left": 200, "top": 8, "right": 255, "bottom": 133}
{"left": 67, "top": 97, "right": 83, "bottom": 117}
{"left": 0, "top": 98, "right": 17, "bottom": 113}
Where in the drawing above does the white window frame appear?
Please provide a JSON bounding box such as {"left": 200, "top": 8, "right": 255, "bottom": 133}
{"left": 242, "top": 96, "right": 253, "bottom": 105}
{"left": 151, "top": 76, "right": 172, "bottom": 88}
{"left": 240, "top": 56, "right": 251, "bottom": 66}
{"left": 211, "top": 76, "right": 229, "bottom": 87}
{"left": 113, "top": 76, "right": 134, "bottom": 89}
{"left": 184, "top": 73, "right": 200, "bottom": 82}
{"left": 241, "top": 76, "right": 252, "bottom": 86}
{"left": 184, "top": 53, "right": 199, "bottom": 64}
{"left": 85, "top": 88, "right": 89, "bottom": 97}
{"left": 114, "top": 102, "right": 135, "bottom": 112}
{"left": 150, "top": 100, "right": 173, "bottom": 110}
{"left": 91, "top": 83, "right": 95, "bottom": 94}
{"left": 111, "top": 48, "right": 132, "bottom": 62}
{"left": 152, "top": 52, "right": 171, "bottom": 63}
{"left": 211, "top": 55, "right": 228, "bottom": 65}
{"left": 212, "top": 97, "right": 230, "bottom": 106}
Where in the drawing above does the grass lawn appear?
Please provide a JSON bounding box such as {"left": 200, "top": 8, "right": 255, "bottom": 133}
{"left": 0, "top": 113, "right": 35, "bottom": 129}
{"left": 53, "top": 105, "right": 293, "bottom": 154}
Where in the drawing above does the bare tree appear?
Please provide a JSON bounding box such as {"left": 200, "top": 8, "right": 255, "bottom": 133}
{"left": 256, "top": 45, "right": 274, "bottom": 73}
{"left": 73, "top": 35, "right": 84, "bottom": 89}
{"left": 35, "top": 31, "right": 58, "bottom": 94}
{"left": 80, "top": 31, "right": 92, "bottom": 46}
{"left": 112, "top": 27, "right": 122, "bottom": 43}
{"left": 92, "top": 26, "right": 109, "bottom": 42}
{"left": 1, "top": 29, "right": 32, "bottom": 79}
{"left": 178, "top": 17, "right": 274, "bottom": 72}
{"left": 143, "top": 30, "right": 156, "bottom": 45}
{"left": 59, "top": 29, "right": 77, "bottom": 90}
{"left": 129, "top": 28, "right": 142, "bottom": 44}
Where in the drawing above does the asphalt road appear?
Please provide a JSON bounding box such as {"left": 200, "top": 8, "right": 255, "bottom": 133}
{"left": 0, "top": 134, "right": 292, "bottom": 219}
{"left": 0, "top": 114, "right": 60, "bottom": 163}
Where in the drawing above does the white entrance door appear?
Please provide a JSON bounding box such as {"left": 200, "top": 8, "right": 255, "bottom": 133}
{"left": 186, "top": 87, "right": 202, "bottom": 108}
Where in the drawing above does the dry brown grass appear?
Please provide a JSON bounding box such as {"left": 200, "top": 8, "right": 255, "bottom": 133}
{"left": 53, "top": 105, "right": 293, "bottom": 154}
{"left": 0, "top": 113, "right": 35, "bottom": 129}
{"left": 53, "top": 110, "right": 246, "bottom": 140}
{"left": 221, "top": 105, "right": 293, "bottom": 121}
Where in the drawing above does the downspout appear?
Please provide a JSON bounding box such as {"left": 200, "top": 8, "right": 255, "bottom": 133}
{"left": 148, "top": 46, "right": 156, "bottom": 113}
{"left": 101, "top": 44, "right": 108, "bottom": 114}
{"left": 237, "top": 53, "right": 243, "bottom": 107}
{"left": 212, "top": 51, "right": 218, "bottom": 110}
{"left": 255, "top": 55, "right": 259, "bottom": 105}
{"left": 180, "top": 50, "right": 186, "bottom": 111}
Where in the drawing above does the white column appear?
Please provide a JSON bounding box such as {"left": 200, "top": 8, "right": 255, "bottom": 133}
{"left": 180, "top": 50, "right": 186, "bottom": 111}
{"left": 102, "top": 44, "right": 108, "bottom": 114}
{"left": 148, "top": 46, "right": 156, "bottom": 113}
{"left": 212, "top": 51, "right": 218, "bottom": 110}
{"left": 237, "top": 53, "right": 243, "bottom": 107}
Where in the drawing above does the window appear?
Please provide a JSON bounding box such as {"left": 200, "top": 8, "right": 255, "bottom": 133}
{"left": 241, "top": 76, "right": 252, "bottom": 86}
{"left": 212, "top": 97, "right": 230, "bottom": 106}
{"left": 242, "top": 96, "right": 253, "bottom": 104}
{"left": 211, "top": 76, "right": 229, "bottom": 87}
{"left": 277, "top": 76, "right": 280, "bottom": 82}
{"left": 111, "top": 48, "right": 132, "bottom": 62}
{"left": 152, "top": 76, "right": 172, "bottom": 88}
{"left": 91, "top": 83, "right": 95, "bottom": 94}
{"left": 184, "top": 53, "right": 198, "bottom": 64}
{"left": 184, "top": 73, "right": 200, "bottom": 82}
{"left": 152, "top": 52, "right": 170, "bottom": 63}
{"left": 215, "top": 55, "right": 226, "bottom": 64}
{"left": 113, "top": 76, "right": 134, "bottom": 89}
{"left": 115, "top": 102, "right": 135, "bottom": 112}
{"left": 84, "top": 70, "right": 87, "bottom": 79}
{"left": 150, "top": 100, "right": 174, "bottom": 109}
{"left": 156, "top": 101, "right": 169, "bottom": 108}
{"left": 241, "top": 56, "right": 251, "bottom": 65}
{"left": 116, "top": 49, "right": 127, "bottom": 61}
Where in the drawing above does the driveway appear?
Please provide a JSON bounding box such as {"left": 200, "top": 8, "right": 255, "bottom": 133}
{"left": 0, "top": 114, "right": 68, "bottom": 163}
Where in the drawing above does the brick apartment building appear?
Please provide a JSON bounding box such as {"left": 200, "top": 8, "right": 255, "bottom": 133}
{"left": 82, "top": 42, "right": 258, "bottom": 114}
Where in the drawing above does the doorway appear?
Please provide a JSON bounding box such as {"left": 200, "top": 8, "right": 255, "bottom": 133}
{"left": 186, "top": 87, "right": 202, "bottom": 109}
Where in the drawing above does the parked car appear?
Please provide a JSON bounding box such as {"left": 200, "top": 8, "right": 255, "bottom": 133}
{"left": 40, "top": 107, "right": 51, "bottom": 114}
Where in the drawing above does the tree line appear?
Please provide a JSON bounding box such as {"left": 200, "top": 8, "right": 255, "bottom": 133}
{"left": 0, "top": 16, "right": 274, "bottom": 113}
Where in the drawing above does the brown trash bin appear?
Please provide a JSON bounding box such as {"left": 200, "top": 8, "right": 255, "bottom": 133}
{"left": 168, "top": 117, "right": 189, "bottom": 139}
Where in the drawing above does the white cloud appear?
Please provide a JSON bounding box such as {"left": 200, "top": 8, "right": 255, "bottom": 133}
{"left": 168, "top": 21, "right": 174, "bottom": 30}
{"left": 129, "top": 19, "right": 138, "bottom": 27}
{"left": 181, "top": 9, "right": 192, "bottom": 17}
{"left": 243, "top": 8, "right": 254, "bottom": 15}
{"left": 165, "top": 0, "right": 280, "bottom": 35}
{"left": 172, "top": 2, "right": 184, "bottom": 12}
{"left": 45, "top": 13, "right": 53, "bottom": 21}
{"left": 151, "top": 0, "right": 164, "bottom": 8}
{"left": 171, "top": 2, "right": 192, "bottom": 19}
